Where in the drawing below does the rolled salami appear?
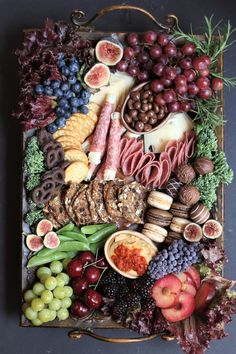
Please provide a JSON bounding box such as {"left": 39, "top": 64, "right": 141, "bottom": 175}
{"left": 104, "top": 112, "right": 122, "bottom": 180}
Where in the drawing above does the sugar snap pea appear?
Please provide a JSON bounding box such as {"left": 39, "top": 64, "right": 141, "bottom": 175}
{"left": 37, "top": 241, "right": 90, "bottom": 257}
{"left": 90, "top": 239, "right": 107, "bottom": 254}
{"left": 81, "top": 224, "right": 110, "bottom": 235}
{"left": 57, "top": 223, "right": 74, "bottom": 234}
{"left": 60, "top": 231, "right": 88, "bottom": 243}
{"left": 87, "top": 224, "right": 117, "bottom": 244}
{"left": 58, "top": 235, "right": 73, "bottom": 242}
{"left": 27, "top": 251, "right": 68, "bottom": 268}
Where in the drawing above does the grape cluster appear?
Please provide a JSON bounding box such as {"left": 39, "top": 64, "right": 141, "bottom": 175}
{"left": 116, "top": 30, "right": 224, "bottom": 115}
{"left": 22, "top": 260, "right": 73, "bottom": 326}
{"left": 147, "top": 239, "right": 203, "bottom": 280}
{"left": 34, "top": 53, "right": 91, "bottom": 133}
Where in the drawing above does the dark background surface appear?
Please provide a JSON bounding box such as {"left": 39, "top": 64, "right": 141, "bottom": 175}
{"left": 0, "top": 0, "right": 236, "bottom": 353}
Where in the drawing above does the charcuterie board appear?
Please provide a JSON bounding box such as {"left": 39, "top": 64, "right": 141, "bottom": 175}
{"left": 16, "top": 5, "right": 236, "bottom": 354}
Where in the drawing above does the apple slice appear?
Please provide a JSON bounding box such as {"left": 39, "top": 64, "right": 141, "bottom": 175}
{"left": 185, "top": 266, "right": 201, "bottom": 289}
{"left": 151, "top": 274, "right": 182, "bottom": 309}
{"left": 175, "top": 272, "right": 197, "bottom": 296}
{"left": 161, "top": 291, "right": 195, "bottom": 322}
{"left": 195, "top": 281, "right": 216, "bottom": 313}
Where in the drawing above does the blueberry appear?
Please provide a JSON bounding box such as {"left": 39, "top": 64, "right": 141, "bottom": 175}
{"left": 61, "top": 83, "right": 70, "bottom": 92}
{"left": 64, "top": 90, "right": 74, "bottom": 99}
{"left": 69, "top": 62, "right": 79, "bottom": 73}
{"left": 70, "top": 56, "right": 79, "bottom": 65}
{"left": 55, "top": 117, "right": 66, "bottom": 128}
{"left": 51, "top": 80, "right": 61, "bottom": 89}
{"left": 79, "top": 105, "right": 89, "bottom": 114}
{"left": 53, "top": 88, "right": 63, "bottom": 98}
{"left": 57, "top": 52, "right": 65, "bottom": 61}
{"left": 34, "top": 84, "right": 44, "bottom": 94}
{"left": 47, "top": 123, "right": 57, "bottom": 133}
{"left": 65, "top": 111, "right": 71, "bottom": 119}
{"left": 61, "top": 67, "right": 70, "bottom": 76}
{"left": 55, "top": 107, "right": 66, "bottom": 116}
{"left": 43, "top": 79, "right": 51, "bottom": 86}
{"left": 82, "top": 98, "right": 89, "bottom": 105}
{"left": 70, "top": 107, "right": 78, "bottom": 114}
{"left": 68, "top": 76, "right": 77, "bottom": 84}
{"left": 72, "top": 83, "right": 82, "bottom": 93}
{"left": 173, "top": 260, "right": 177, "bottom": 266}
{"left": 81, "top": 90, "right": 91, "bottom": 100}
{"left": 58, "top": 98, "right": 69, "bottom": 108}
{"left": 57, "top": 60, "right": 66, "bottom": 68}
{"left": 70, "top": 97, "right": 83, "bottom": 107}
{"left": 44, "top": 87, "right": 53, "bottom": 96}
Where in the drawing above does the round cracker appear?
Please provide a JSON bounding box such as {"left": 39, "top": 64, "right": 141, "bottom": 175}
{"left": 88, "top": 102, "right": 101, "bottom": 115}
{"left": 64, "top": 148, "right": 88, "bottom": 165}
{"left": 60, "top": 142, "right": 83, "bottom": 151}
{"left": 56, "top": 135, "right": 81, "bottom": 145}
{"left": 65, "top": 161, "right": 88, "bottom": 184}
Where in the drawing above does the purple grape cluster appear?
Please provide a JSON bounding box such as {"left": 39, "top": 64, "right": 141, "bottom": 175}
{"left": 147, "top": 239, "right": 203, "bottom": 280}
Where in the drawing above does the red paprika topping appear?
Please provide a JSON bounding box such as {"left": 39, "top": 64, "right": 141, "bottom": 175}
{"left": 111, "top": 243, "right": 148, "bottom": 276}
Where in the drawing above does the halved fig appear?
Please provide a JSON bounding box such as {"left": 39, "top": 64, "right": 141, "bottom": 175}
{"left": 43, "top": 232, "right": 60, "bottom": 249}
{"left": 161, "top": 291, "right": 195, "bottom": 322}
{"left": 183, "top": 223, "right": 203, "bottom": 242}
{"left": 95, "top": 37, "right": 123, "bottom": 66}
{"left": 151, "top": 274, "right": 182, "bottom": 309}
{"left": 195, "top": 281, "right": 216, "bottom": 313}
{"left": 36, "top": 219, "right": 53, "bottom": 237}
{"left": 203, "top": 219, "right": 222, "bottom": 239}
{"left": 185, "top": 266, "right": 201, "bottom": 289}
{"left": 26, "top": 234, "right": 44, "bottom": 251}
{"left": 84, "top": 63, "right": 110, "bottom": 89}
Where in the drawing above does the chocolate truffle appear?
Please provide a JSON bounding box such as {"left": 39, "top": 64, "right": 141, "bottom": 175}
{"left": 179, "top": 185, "right": 200, "bottom": 206}
{"left": 190, "top": 203, "right": 210, "bottom": 224}
{"left": 194, "top": 157, "right": 214, "bottom": 175}
{"left": 165, "top": 178, "right": 183, "bottom": 199}
{"left": 176, "top": 164, "right": 196, "bottom": 184}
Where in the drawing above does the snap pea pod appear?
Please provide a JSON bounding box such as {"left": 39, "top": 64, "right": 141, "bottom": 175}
{"left": 60, "top": 231, "right": 88, "bottom": 243}
{"left": 58, "top": 235, "right": 73, "bottom": 242}
{"left": 57, "top": 223, "right": 74, "bottom": 234}
{"left": 81, "top": 224, "right": 111, "bottom": 235}
{"left": 87, "top": 224, "right": 117, "bottom": 244}
{"left": 90, "top": 239, "right": 107, "bottom": 254}
{"left": 37, "top": 241, "right": 90, "bottom": 257}
{"left": 27, "top": 251, "right": 77, "bottom": 268}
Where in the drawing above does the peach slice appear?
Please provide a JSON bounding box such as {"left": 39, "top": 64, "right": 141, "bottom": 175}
{"left": 195, "top": 281, "right": 216, "bottom": 313}
{"left": 161, "top": 291, "right": 195, "bottom": 322}
{"left": 151, "top": 274, "right": 182, "bottom": 309}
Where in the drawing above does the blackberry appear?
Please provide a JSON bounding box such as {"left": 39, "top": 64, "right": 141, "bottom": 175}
{"left": 141, "top": 284, "right": 152, "bottom": 299}
{"left": 116, "top": 275, "right": 128, "bottom": 287}
{"left": 116, "top": 284, "right": 130, "bottom": 299}
{"left": 113, "top": 300, "right": 128, "bottom": 317}
{"left": 125, "top": 293, "right": 141, "bottom": 308}
{"left": 130, "top": 275, "right": 154, "bottom": 299}
{"left": 100, "top": 269, "right": 117, "bottom": 287}
{"left": 141, "top": 298, "right": 156, "bottom": 312}
{"left": 101, "top": 284, "right": 119, "bottom": 299}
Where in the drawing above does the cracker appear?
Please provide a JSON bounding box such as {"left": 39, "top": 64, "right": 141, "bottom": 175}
{"left": 64, "top": 148, "right": 88, "bottom": 165}
{"left": 65, "top": 161, "right": 88, "bottom": 184}
{"left": 88, "top": 102, "right": 101, "bottom": 115}
{"left": 56, "top": 135, "right": 81, "bottom": 146}
{"left": 60, "top": 142, "right": 83, "bottom": 151}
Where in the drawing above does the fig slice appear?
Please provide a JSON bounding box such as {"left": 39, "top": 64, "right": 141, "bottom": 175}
{"left": 84, "top": 63, "right": 110, "bottom": 89}
{"left": 36, "top": 219, "right": 53, "bottom": 237}
{"left": 95, "top": 38, "right": 123, "bottom": 66}
{"left": 203, "top": 219, "right": 222, "bottom": 239}
{"left": 43, "top": 232, "right": 60, "bottom": 249}
{"left": 26, "top": 234, "right": 44, "bottom": 251}
{"left": 183, "top": 223, "right": 203, "bottom": 242}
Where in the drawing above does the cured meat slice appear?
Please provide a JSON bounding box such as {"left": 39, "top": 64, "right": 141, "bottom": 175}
{"left": 185, "top": 130, "right": 196, "bottom": 158}
{"left": 121, "top": 151, "right": 143, "bottom": 176}
{"left": 159, "top": 152, "right": 171, "bottom": 187}
{"left": 135, "top": 153, "right": 155, "bottom": 183}
{"left": 119, "top": 138, "right": 143, "bottom": 167}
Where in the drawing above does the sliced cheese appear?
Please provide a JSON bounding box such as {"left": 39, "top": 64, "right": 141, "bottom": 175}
{"left": 91, "top": 72, "right": 135, "bottom": 109}
{"left": 144, "top": 112, "right": 194, "bottom": 153}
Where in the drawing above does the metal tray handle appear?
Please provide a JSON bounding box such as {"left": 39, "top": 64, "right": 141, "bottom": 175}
{"left": 68, "top": 328, "right": 175, "bottom": 343}
{"left": 71, "top": 4, "right": 178, "bottom": 32}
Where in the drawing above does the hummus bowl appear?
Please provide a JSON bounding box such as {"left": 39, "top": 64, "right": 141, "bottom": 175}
{"left": 104, "top": 230, "right": 158, "bottom": 279}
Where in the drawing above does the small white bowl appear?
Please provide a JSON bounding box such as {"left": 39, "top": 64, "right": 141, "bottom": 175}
{"left": 104, "top": 230, "right": 157, "bottom": 279}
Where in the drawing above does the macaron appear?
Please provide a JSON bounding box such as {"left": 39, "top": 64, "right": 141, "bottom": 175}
{"left": 165, "top": 231, "right": 183, "bottom": 245}
{"left": 170, "top": 202, "right": 191, "bottom": 219}
{"left": 190, "top": 203, "right": 210, "bottom": 224}
{"left": 146, "top": 208, "right": 173, "bottom": 227}
{"left": 147, "top": 191, "right": 173, "bottom": 211}
{"left": 170, "top": 217, "right": 191, "bottom": 234}
{"left": 142, "top": 223, "right": 168, "bottom": 243}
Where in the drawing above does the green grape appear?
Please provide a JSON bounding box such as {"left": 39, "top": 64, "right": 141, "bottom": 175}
{"left": 33, "top": 282, "right": 45, "bottom": 296}
{"left": 62, "top": 258, "right": 72, "bottom": 271}
{"left": 45, "top": 276, "right": 57, "bottom": 291}
{"left": 41, "top": 290, "right": 53, "bottom": 304}
{"left": 36, "top": 267, "right": 51, "bottom": 279}
{"left": 50, "top": 310, "right": 57, "bottom": 321}
{"left": 64, "top": 286, "right": 73, "bottom": 298}
{"left": 24, "top": 289, "right": 37, "bottom": 303}
{"left": 61, "top": 297, "right": 72, "bottom": 309}
{"left": 39, "top": 274, "right": 50, "bottom": 284}
{"left": 25, "top": 307, "right": 38, "bottom": 321}
{"left": 53, "top": 286, "right": 65, "bottom": 300}
{"left": 50, "top": 260, "right": 63, "bottom": 274}
{"left": 31, "top": 318, "right": 43, "bottom": 326}
{"left": 57, "top": 308, "right": 69, "bottom": 321}
{"left": 22, "top": 302, "right": 29, "bottom": 313}
{"left": 56, "top": 273, "right": 70, "bottom": 286}
{"left": 31, "top": 298, "right": 45, "bottom": 312}
{"left": 49, "top": 298, "right": 61, "bottom": 311}
{"left": 38, "top": 309, "right": 52, "bottom": 323}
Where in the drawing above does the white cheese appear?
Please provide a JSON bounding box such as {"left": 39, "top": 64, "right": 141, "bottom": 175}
{"left": 144, "top": 112, "right": 194, "bottom": 153}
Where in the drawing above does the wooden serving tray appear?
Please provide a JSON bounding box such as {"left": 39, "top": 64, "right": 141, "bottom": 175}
{"left": 20, "top": 4, "right": 224, "bottom": 343}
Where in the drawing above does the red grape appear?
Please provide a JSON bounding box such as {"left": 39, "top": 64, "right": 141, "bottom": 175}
{"left": 84, "top": 266, "right": 101, "bottom": 284}
{"left": 126, "top": 33, "right": 139, "bottom": 46}
{"left": 201, "top": 54, "right": 211, "bottom": 66}
{"left": 138, "top": 51, "right": 150, "bottom": 63}
{"left": 123, "top": 47, "right": 135, "bottom": 59}
{"left": 180, "top": 101, "right": 191, "bottom": 112}
{"left": 132, "top": 45, "right": 141, "bottom": 55}
{"left": 199, "top": 68, "right": 210, "bottom": 77}
{"left": 183, "top": 69, "right": 196, "bottom": 82}
{"left": 96, "top": 256, "right": 108, "bottom": 268}
{"left": 143, "top": 30, "right": 158, "bottom": 43}
{"left": 116, "top": 60, "right": 128, "bottom": 72}
{"left": 162, "top": 89, "right": 176, "bottom": 103}
{"left": 72, "top": 277, "right": 89, "bottom": 295}
{"left": 67, "top": 259, "right": 83, "bottom": 278}
{"left": 152, "top": 62, "right": 164, "bottom": 76}
{"left": 143, "top": 59, "right": 153, "bottom": 71}
{"left": 176, "top": 66, "right": 182, "bottom": 75}
{"left": 85, "top": 289, "right": 102, "bottom": 309}
{"left": 163, "top": 42, "right": 177, "bottom": 57}
{"left": 177, "top": 49, "right": 184, "bottom": 59}
{"left": 149, "top": 45, "right": 162, "bottom": 59}
{"left": 71, "top": 300, "right": 90, "bottom": 318}
{"left": 175, "top": 75, "right": 187, "bottom": 86}
{"left": 198, "top": 88, "right": 212, "bottom": 99}
{"left": 150, "top": 80, "right": 164, "bottom": 93}
{"left": 181, "top": 42, "right": 196, "bottom": 56}
{"left": 161, "top": 78, "right": 172, "bottom": 88}
{"left": 127, "top": 65, "right": 139, "bottom": 77}
{"left": 188, "top": 83, "right": 199, "bottom": 96}
{"left": 78, "top": 251, "right": 95, "bottom": 265}
{"left": 180, "top": 58, "right": 192, "bottom": 70}
{"left": 196, "top": 77, "right": 210, "bottom": 89}
{"left": 175, "top": 84, "right": 188, "bottom": 95}
{"left": 155, "top": 93, "right": 166, "bottom": 106}
{"left": 211, "top": 77, "right": 224, "bottom": 91}
{"left": 192, "top": 56, "right": 208, "bottom": 71}
{"left": 158, "top": 55, "right": 169, "bottom": 65}
{"left": 168, "top": 101, "right": 180, "bottom": 112}
{"left": 137, "top": 70, "right": 149, "bottom": 82}
{"left": 157, "top": 33, "right": 169, "bottom": 46}
{"left": 163, "top": 66, "right": 177, "bottom": 80}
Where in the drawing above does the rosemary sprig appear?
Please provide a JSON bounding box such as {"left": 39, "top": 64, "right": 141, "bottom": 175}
{"left": 193, "top": 97, "right": 225, "bottom": 129}
{"left": 211, "top": 72, "right": 236, "bottom": 88}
